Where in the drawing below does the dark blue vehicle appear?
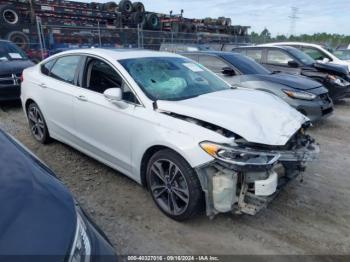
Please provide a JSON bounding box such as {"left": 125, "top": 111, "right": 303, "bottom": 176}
{"left": 0, "top": 129, "right": 117, "bottom": 261}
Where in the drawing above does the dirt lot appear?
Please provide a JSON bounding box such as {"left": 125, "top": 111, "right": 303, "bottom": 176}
{"left": 1, "top": 101, "right": 350, "bottom": 256}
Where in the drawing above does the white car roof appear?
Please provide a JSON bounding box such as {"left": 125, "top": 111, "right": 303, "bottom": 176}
{"left": 48, "top": 48, "right": 182, "bottom": 60}
{"left": 259, "top": 42, "right": 323, "bottom": 48}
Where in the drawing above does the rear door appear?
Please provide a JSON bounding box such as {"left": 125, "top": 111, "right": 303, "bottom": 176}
{"left": 73, "top": 56, "right": 139, "bottom": 176}
{"left": 39, "top": 55, "right": 82, "bottom": 140}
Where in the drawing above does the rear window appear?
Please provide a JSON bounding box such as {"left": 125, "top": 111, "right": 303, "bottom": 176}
{"left": 0, "top": 41, "right": 28, "bottom": 61}
{"left": 50, "top": 56, "right": 81, "bottom": 84}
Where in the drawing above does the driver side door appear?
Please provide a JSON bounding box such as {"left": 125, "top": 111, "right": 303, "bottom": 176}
{"left": 73, "top": 56, "right": 139, "bottom": 177}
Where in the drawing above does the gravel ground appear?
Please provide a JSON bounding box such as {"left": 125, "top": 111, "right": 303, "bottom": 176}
{"left": 0, "top": 100, "right": 350, "bottom": 256}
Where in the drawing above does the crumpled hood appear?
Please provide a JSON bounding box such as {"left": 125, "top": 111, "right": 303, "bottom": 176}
{"left": 251, "top": 73, "right": 322, "bottom": 90}
{"left": 158, "top": 89, "right": 308, "bottom": 146}
{"left": 313, "top": 62, "right": 349, "bottom": 75}
{"left": 0, "top": 60, "right": 34, "bottom": 75}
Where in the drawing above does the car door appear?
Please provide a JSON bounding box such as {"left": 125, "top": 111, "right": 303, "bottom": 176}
{"left": 198, "top": 54, "right": 240, "bottom": 85}
{"left": 73, "top": 56, "right": 139, "bottom": 176}
{"left": 264, "top": 48, "right": 300, "bottom": 75}
{"left": 39, "top": 55, "right": 82, "bottom": 141}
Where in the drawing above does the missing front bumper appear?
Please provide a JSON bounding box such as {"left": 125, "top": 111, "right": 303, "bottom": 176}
{"left": 196, "top": 143, "right": 319, "bottom": 218}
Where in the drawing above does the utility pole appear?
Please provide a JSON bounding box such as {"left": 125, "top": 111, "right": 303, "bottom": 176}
{"left": 289, "top": 7, "right": 299, "bottom": 37}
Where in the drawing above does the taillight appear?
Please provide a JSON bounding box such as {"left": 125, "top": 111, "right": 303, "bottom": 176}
{"left": 20, "top": 74, "right": 24, "bottom": 83}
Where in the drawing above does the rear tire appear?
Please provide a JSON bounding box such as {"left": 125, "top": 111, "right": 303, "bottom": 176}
{"left": 27, "top": 102, "right": 51, "bottom": 144}
{"left": 146, "top": 149, "right": 203, "bottom": 221}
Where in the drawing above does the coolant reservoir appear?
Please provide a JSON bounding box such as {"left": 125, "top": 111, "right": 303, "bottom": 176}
{"left": 212, "top": 174, "right": 237, "bottom": 212}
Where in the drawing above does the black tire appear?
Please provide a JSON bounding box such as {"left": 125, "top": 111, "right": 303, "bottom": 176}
{"left": 27, "top": 102, "right": 51, "bottom": 144}
{"left": 145, "top": 13, "right": 160, "bottom": 30}
{"left": 146, "top": 149, "right": 203, "bottom": 221}
{"left": 133, "top": 2, "right": 145, "bottom": 13}
{"left": 0, "top": 5, "right": 21, "bottom": 28}
{"left": 118, "top": 0, "right": 133, "bottom": 14}
{"left": 103, "top": 1, "right": 117, "bottom": 12}
{"left": 131, "top": 11, "right": 145, "bottom": 26}
{"left": 6, "top": 31, "right": 29, "bottom": 50}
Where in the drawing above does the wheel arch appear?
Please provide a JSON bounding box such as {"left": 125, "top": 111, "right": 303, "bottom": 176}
{"left": 140, "top": 145, "right": 193, "bottom": 189}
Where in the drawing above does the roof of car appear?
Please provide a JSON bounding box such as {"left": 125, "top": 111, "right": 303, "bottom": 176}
{"left": 259, "top": 42, "right": 322, "bottom": 48}
{"left": 48, "top": 48, "right": 182, "bottom": 60}
{"left": 233, "top": 45, "right": 299, "bottom": 52}
{"left": 181, "top": 50, "right": 237, "bottom": 57}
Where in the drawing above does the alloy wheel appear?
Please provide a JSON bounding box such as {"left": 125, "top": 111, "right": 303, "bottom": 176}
{"left": 149, "top": 159, "right": 190, "bottom": 216}
{"left": 28, "top": 106, "right": 46, "bottom": 141}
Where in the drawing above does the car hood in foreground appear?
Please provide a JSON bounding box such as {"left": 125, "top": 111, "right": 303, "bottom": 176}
{"left": 157, "top": 89, "right": 308, "bottom": 146}
{"left": 0, "top": 131, "right": 76, "bottom": 258}
{"left": 249, "top": 73, "right": 322, "bottom": 90}
{"left": 0, "top": 60, "right": 35, "bottom": 75}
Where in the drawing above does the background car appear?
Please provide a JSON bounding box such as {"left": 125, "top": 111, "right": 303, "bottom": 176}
{"left": 333, "top": 49, "right": 350, "bottom": 62}
{"left": 0, "top": 128, "right": 117, "bottom": 261}
{"left": 0, "top": 39, "right": 34, "bottom": 101}
{"left": 21, "top": 48, "right": 319, "bottom": 221}
{"left": 259, "top": 42, "right": 350, "bottom": 71}
{"left": 233, "top": 45, "right": 350, "bottom": 101}
{"left": 181, "top": 51, "right": 333, "bottom": 121}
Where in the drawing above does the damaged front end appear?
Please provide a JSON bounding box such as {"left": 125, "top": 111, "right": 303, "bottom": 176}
{"left": 196, "top": 128, "right": 319, "bottom": 218}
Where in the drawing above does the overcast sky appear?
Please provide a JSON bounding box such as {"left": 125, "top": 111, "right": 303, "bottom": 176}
{"left": 80, "top": 0, "right": 350, "bottom": 36}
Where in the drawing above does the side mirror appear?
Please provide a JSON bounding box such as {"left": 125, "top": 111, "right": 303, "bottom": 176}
{"left": 221, "top": 67, "right": 236, "bottom": 76}
{"left": 104, "top": 88, "right": 122, "bottom": 101}
{"left": 322, "top": 57, "right": 330, "bottom": 63}
{"left": 287, "top": 60, "right": 299, "bottom": 68}
{"left": 104, "top": 88, "right": 128, "bottom": 108}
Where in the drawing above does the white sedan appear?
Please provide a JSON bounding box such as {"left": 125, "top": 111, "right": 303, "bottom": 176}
{"left": 21, "top": 49, "right": 319, "bottom": 220}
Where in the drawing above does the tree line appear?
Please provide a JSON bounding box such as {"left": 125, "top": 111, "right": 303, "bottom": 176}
{"left": 251, "top": 29, "right": 350, "bottom": 49}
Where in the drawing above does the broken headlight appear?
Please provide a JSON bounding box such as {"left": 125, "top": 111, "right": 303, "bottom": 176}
{"left": 200, "top": 141, "right": 280, "bottom": 167}
{"left": 283, "top": 89, "right": 316, "bottom": 100}
{"left": 69, "top": 212, "right": 91, "bottom": 262}
{"left": 328, "top": 75, "right": 350, "bottom": 87}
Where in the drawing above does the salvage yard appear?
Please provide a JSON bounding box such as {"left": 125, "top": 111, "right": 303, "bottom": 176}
{"left": 1, "top": 100, "right": 350, "bottom": 255}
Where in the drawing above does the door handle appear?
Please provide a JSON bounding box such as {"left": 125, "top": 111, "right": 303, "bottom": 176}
{"left": 39, "top": 83, "right": 48, "bottom": 88}
{"left": 76, "top": 95, "right": 88, "bottom": 102}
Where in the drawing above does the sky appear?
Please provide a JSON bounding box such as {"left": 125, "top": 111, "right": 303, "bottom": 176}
{"left": 79, "top": 0, "right": 350, "bottom": 36}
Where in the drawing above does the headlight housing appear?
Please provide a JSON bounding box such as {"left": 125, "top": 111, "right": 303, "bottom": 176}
{"left": 200, "top": 141, "right": 280, "bottom": 169}
{"left": 283, "top": 89, "right": 317, "bottom": 100}
{"left": 69, "top": 212, "right": 91, "bottom": 262}
{"left": 328, "top": 75, "right": 350, "bottom": 87}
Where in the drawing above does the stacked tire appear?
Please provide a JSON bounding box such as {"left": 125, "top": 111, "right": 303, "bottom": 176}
{"left": 0, "top": 4, "right": 30, "bottom": 50}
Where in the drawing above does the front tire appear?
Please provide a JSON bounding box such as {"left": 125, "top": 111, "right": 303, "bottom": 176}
{"left": 27, "top": 102, "right": 50, "bottom": 144}
{"left": 146, "top": 149, "right": 203, "bottom": 221}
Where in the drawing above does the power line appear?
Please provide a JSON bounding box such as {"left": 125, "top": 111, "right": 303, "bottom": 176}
{"left": 289, "top": 6, "right": 300, "bottom": 36}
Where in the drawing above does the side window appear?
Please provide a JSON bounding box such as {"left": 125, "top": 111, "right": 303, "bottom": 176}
{"left": 246, "top": 49, "right": 263, "bottom": 62}
{"left": 41, "top": 59, "right": 56, "bottom": 76}
{"left": 266, "top": 50, "right": 293, "bottom": 65}
{"left": 232, "top": 49, "right": 246, "bottom": 55}
{"left": 302, "top": 47, "right": 327, "bottom": 60}
{"left": 84, "top": 58, "right": 139, "bottom": 103}
{"left": 183, "top": 54, "right": 198, "bottom": 62}
{"left": 198, "top": 55, "right": 230, "bottom": 73}
{"left": 50, "top": 56, "right": 81, "bottom": 84}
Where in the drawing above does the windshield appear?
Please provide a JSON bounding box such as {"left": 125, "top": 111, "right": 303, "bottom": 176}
{"left": 333, "top": 50, "right": 350, "bottom": 60}
{"left": 0, "top": 41, "right": 28, "bottom": 61}
{"left": 119, "top": 57, "right": 231, "bottom": 101}
{"left": 223, "top": 53, "right": 270, "bottom": 75}
{"left": 287, "top": 48, "right": 315, "bottom": 66}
